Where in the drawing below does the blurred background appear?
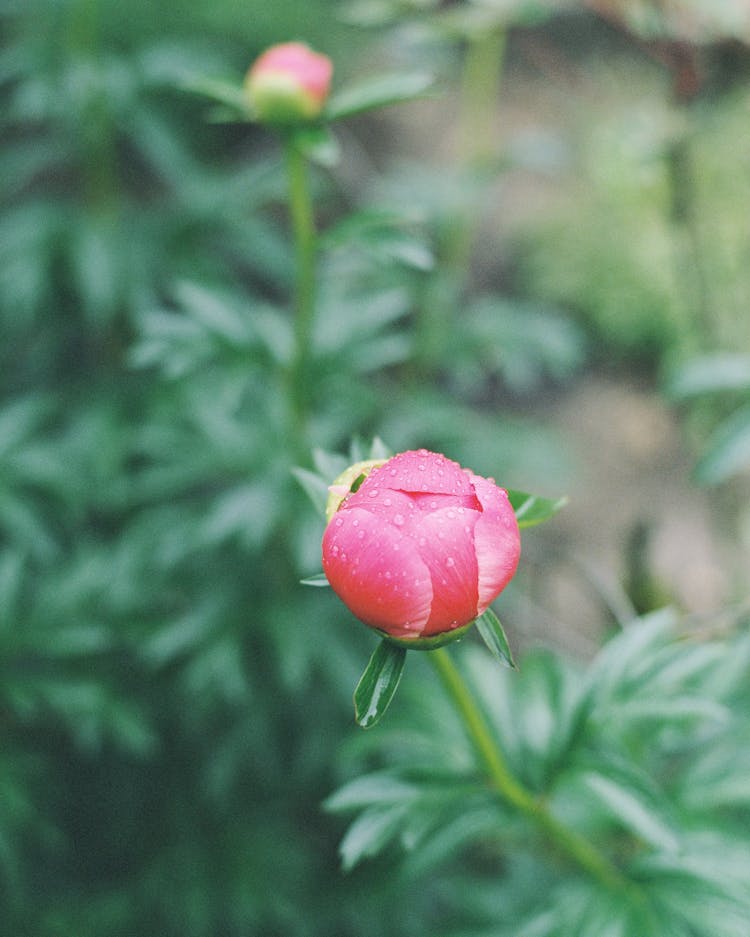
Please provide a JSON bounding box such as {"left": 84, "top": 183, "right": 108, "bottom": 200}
{"left": 1, "top": 0, "right": 749, "bottom": 934}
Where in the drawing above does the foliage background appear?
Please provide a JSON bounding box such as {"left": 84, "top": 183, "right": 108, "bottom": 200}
{"left": 1, "top": 0, "right": 749, "bottom": 934}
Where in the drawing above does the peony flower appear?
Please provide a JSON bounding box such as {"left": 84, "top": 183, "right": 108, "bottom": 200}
{"left": 322, "top": 449, "right": 520, "bottom": 643}
{"left": 245, "top": 42, "right": 333, "bottom": 124}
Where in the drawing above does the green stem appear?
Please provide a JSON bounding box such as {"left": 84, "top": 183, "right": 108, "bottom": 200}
{"left": 429, "top": 647, "right": 628, "bottom": 892}
{"left": 284, "top": 134, "right": 317, "bottom": 451}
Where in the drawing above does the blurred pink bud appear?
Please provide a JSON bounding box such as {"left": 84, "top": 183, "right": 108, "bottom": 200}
{"left": 322, "top": 450, "right": 520, "bottom": 641}
{"left": 245, "top": 42, "right": 333, "bottom": 124}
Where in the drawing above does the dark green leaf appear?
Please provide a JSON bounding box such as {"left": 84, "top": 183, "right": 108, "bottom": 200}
{"left": 353, "top": 639, "right": 406, "bottom": 728}
{"left": 325, "top": 72, "right": 434, "bottom": 122}
{"left": 475, "top": 606, "right": 516, "bottom": 670}
{"left": 507, "top": 489, "right": 567, "bottom": 528}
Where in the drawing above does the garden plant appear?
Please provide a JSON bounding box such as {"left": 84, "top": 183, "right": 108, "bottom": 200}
{"left": 1, "top": 3, "right": 749, "bottom": 936}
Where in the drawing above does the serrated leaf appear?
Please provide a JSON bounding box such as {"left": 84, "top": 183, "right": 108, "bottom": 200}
{"left": 475, "top": 606, "right": 516, "bottom": 669}
{"left": 694, "top": 402, "right": 750, "bottom": 485}
{"left": 291, "top": 466, "right": 330, "bottom": 517}
{"left": 300, "top": 573, "right": 330, "bottom": 587}
{"left": 507, "top": 489, "right": 567, "bottom": 528}
{"left": 325, "top": 71, "right": 434, "bottom": 121}
{"left": 353, "top": 639, "right": 406, "bottom": 728}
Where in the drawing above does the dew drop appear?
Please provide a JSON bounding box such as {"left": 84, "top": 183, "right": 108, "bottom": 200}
{"left": 368, "top": 488, "right": 379, "bottom": 498}
{"left": 352, "top": 518, "right": 359, "bottom": 527}
{"left": 429, "top": 500, "right": 437, "bottom": 510}
{"left": 385, "top": 571, "right": 391, "bottom": 579}
{"left": 357, "top": 530, "right": 365, "bottom": 539}
{"left": 418, "top": 537, "right": 426, "bottom": 546}
{"left": 418, "top": 464, "right": 426, "bottom": 471}
{"left": 447, "top": 510, "right": 455, "bottom": 519}
{"left": 418, "top": 448, "right": 428, "bottom": 455}
{"left": 446, "top": 557, "right": 455, "bottom": 567}
{"left": 331, "top": 545, "right": 339, "bottom": 556}
{"left": 335, "top": 518, "right": 343, "bottom": 527}
{"left": 384, "top": 498, "right": 392, "bottom": 506}
{"left": 390, "top": 468, "right": 398, "bottom": 476}
{"left": 393, "top": 513, "right": 405, "bottom": 526}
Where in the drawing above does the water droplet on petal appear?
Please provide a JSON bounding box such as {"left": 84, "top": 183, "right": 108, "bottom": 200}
{"left": 357, "top": 530, "right": 365, "bottom": 539}
{"left": 352, "top": 518, "right": 359, "bottom": 527}
{"left": 418, "top": 464, "right": 426, "bottom": 471}
{"left": 393, "top": 513, "right": 404, "bottom": 526}
{"left": 446, "top": 557, "right": 455, "bottom": 567}
{"left": 331, "top": 545, "right": 339, "bottom": 555}
{"left": 384, "top": 498, "right": 392, "bottom": 506}
{"left": 335, "top": 518, "right": 343, "bottom": 527}
{"left": 385, "top": 571, "right": 391, "bottom": 579}
{"left": 390, "top": 468, "right": 398, "bottom": 476}
{"left": 368, "top": 488, "right": 379, "bottom": 498}
{"left": 418, "top": 537, "right": 426, "bottom": 546}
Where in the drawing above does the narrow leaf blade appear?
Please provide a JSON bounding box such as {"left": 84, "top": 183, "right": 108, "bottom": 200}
{"left": 325, "top": 72, "right": 434, "bottom": 121}
{"left": 475, "top": 607, "right": 516, "bottom": 670}
{"left": 507, "top": 489, "right": 567, "bottom": 528}
{"left": 353, "top": 639, "right": 406, "bottom": 728}
{"left": 300, "top": 573, "right": 330, "bottom": 587}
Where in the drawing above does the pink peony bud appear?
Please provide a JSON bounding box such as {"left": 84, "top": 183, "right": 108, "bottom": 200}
{"left": 245, "top": 42, "right": 333, "bottom": 124}
{"left": 322, "top": 449, "right": 520, "bottom": 642}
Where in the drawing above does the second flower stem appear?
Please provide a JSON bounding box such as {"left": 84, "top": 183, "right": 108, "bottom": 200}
{"left": 284, "top": 134, "right": 317, "bottom": 450}
{"left": 428, "top": 647, "right": 628, "bottom": 893}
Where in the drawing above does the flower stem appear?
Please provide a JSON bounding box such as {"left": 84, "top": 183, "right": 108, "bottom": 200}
{"left": 284, "top": 133, "right": 317, "bottom": 451}
{"left": 428, "top": 647, "right": 628, "bottom": 892}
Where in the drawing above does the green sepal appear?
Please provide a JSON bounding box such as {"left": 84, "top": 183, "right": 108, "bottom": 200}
{"left": 353, "top": 639, "right": 407, "bottom": 729}
{"left": 324, "top": 71, "right": 434, "bottom": 122}
{"left": 508, "top": 488, "right": 567, "bottom": 528}
{"left": 300, "top": 573, "right": 330, "bottom": 587}
{"left": 376, "top": 619, "right": 475, "bottom": 650}
{"left": 475, "top": 606, "right": 517, "bottom": 670}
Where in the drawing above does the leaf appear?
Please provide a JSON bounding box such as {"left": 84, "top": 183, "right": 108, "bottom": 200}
{"left": 694, "top": 402, "right": 750, "bottom": 485}
{"left": 666, "top": 353, "right": 750, "bottom": 399}
{"left": 507, "top": 489, "right": 567, "bottom": 528}
{"left": 582, "top": 771, "right": 679, "bottom": 852}
{"left": 325, "top": 71, "right": 434, "bottom": 122}
{"left": 353, "top": 639, "right": 406, "bottom": 728}
{"left": 337, "top": 803, "right": 411, "bottom": 871}
{"left": 292, "top": 125, "right": 340, "bottom": 168}
{"left": 180, "top": 75, "right": 252, "bottom": 120}
{"left": 291, "top": 466, "right": 330, "bottom": 517}
{"left": 324, "top": 771, "right": 419, "bottom": 812}
{"left": 475, "top": 606, "right": 516, "bottom": 669}
{"left": 300, "top": 573, "right": 330, "bottom": 587}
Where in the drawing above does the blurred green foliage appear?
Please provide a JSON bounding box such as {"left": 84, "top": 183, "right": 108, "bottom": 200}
{"left": 1, "top": 0, "right": 749, "bottom": 935}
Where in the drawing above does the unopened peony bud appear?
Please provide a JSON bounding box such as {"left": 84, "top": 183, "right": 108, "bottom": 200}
{"left": 245, "top": 42, "right": 333, "bottom": 124}
{"left": 322, "top": 449, "right": 520, "bottom": 643}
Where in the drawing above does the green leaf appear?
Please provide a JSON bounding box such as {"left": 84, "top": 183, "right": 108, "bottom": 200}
{"left": 694, "top": 402, "right": 750, "bottom": 485}
{"left": 507, "top": 489, "right": 567, "bottom": 528}
{"left": 475, "top": 606, "right": 516, "bottom": 669}
{"left": 300, "top": 573, "right": 330, "bottom": 587}
{"left": 292, "top": 125, "right": 340, "bottom": 168}
{"left": 353, "top": 639, "right": 406, "bottom": 728}
{"left": 666, "top": 353, "right": 750, "bottom": 398}
{"left": 291, "top": 466, "right": 330, "bottom": 517}
{"left": 325, "top": 72, "right": 434, "bottom": 122}
{"left": 582, "top": 771, "right": 679, "bottom": 852}
{"left": 180, "top": 75, "right": 252, "bottom": 120}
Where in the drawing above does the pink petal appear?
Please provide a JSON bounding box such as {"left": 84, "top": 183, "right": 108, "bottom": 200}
{"left": 470, "top": 476, "right": 520, "bottom": 614}
{"left": 359, "top": 450, "right": 475, "bottom": 498}
{"left": 404, "top": 506, "right": 481, "bottom": 634}
{"left": 322, "top": 507, "right": 432, "bottom": 638}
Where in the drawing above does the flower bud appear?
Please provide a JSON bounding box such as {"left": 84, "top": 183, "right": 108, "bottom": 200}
{"left": 322, "top": 449, "right": 520, "bottom": 644}
{"left": 245, "top": 42, "right": 333, "bottom": 125}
